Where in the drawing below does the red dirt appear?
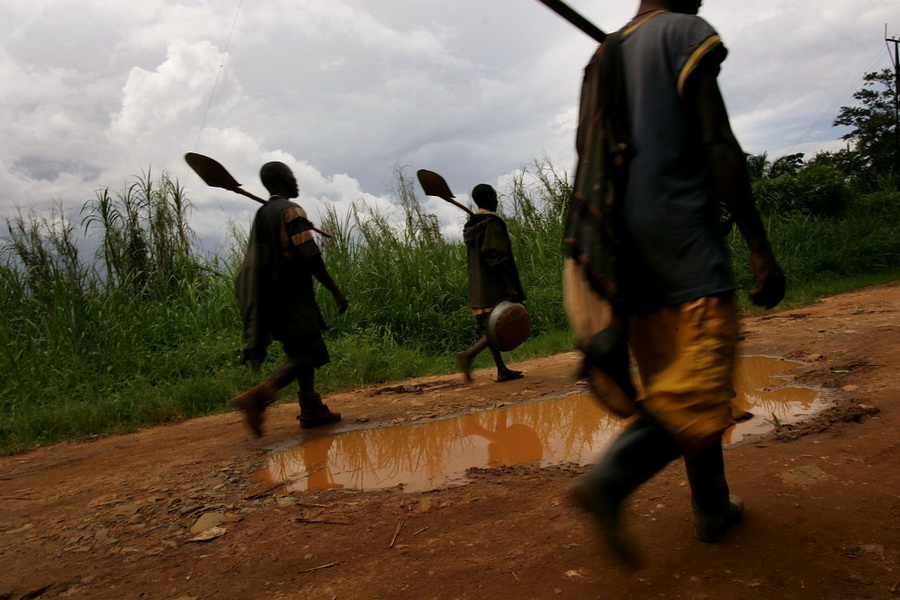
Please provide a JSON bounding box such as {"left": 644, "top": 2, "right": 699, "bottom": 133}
{"left": 1, "top": 284, "right": 898, "bottom": 600}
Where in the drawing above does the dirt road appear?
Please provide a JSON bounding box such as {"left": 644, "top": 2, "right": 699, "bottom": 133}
{"left": 1, "top": 284, "right": 898, "bottom": 600}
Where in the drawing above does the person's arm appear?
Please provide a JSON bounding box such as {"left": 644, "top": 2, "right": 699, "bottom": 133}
{"left": 308, "top": 255, "right": 348, "bottom": 314}
{"left": 687, "top": 62, "right": 786, "bottom": 309}
{"left": 482, "top": 219, "right": 524, "bottom": 302}
{"left": 285, "top": 208, "right": 349, "bottom": 314}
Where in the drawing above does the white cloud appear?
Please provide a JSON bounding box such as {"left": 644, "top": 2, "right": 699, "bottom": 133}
{"left": 110, "top": 40, "right": 234, "bottom": 140}
{"left": 0, "top": 0, "right": 897, "bottom": 254}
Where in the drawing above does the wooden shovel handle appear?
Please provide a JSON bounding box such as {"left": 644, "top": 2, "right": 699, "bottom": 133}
{"left": 535, "top": 0, "right": 606, "bottom": 43}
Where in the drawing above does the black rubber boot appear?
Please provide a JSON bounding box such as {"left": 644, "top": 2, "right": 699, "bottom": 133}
{"left": 569, "top": 416, "right": 681, "bottom": 568}
{"left": 685, "top": 442, "right": 744, "bottom": 542}
{"left": 297, "top": 393, "right": 341, "bottom": 429}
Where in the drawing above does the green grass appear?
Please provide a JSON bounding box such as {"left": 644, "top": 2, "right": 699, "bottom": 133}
{"left": 0, "top": 164, "right": 897, "bottom": 454}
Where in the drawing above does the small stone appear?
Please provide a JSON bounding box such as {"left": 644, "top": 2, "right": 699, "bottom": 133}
{"left": 113, "top": 504, "right": 141, "bottom": 517}
{"left": 190, "top": 512, "right": 227, "bottom": 534}
{"left": 188, "top": 526, "right": 226, "bottom": 542}
{"left": 276, "top": 496, "right": 298, "bottom": 508}
{"left": 8, "top": 523, "right": 34, "bottom": 535}
{"left": 781, "top": 465, "right": 833, "bottom": 487}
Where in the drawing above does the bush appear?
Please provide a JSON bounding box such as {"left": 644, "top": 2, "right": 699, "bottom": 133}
{"left": 752, "top": 164, "right": 848, "bottom": 217}
{"left": 794, "top": 164, "right": 848, "bottom": 216}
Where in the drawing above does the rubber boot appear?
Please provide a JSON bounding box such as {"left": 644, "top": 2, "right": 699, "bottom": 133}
{"left": 685, "top": 441, "right": 744, "bottom": 543}
{"left": 569, "top": 416, "right": 681, "bottom": 568}
{"left": 297, "top": 392, "right": 341, "bottom": 429}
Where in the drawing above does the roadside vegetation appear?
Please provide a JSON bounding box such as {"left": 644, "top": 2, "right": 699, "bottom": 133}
{"left": 0, "top": 70, "right": 898, "bottom": 454}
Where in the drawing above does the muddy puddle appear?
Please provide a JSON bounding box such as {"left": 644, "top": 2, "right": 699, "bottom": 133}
{"left": 254, "top": 356, "right": 828, "bottom": 494}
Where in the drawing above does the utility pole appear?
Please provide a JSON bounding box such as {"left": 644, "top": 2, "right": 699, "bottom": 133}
{"left": 887, "top": 32, "right": 900, "bottom": 172}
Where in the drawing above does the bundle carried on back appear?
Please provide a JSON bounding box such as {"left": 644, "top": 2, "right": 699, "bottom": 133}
{"left": 563, "top": 31, "right": 637, "bottom": 418}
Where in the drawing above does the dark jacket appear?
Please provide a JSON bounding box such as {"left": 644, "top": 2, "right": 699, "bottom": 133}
{"left": 462, "top": 213, "right": 526, "bottom": 309}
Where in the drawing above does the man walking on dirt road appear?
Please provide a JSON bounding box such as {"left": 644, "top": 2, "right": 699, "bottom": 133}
{"left": 569, "top": 0, "right": 786, "bottom": 567}
{"left": 232, "top": 161, "right": 348, "bottom": 437}
{"left": 456, "top": 184, "right": 527, "bottom": 383}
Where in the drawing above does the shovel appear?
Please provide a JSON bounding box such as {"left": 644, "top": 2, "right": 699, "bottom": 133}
{"left": 416, "top": 169, "right": 474, "bottom": 216}
{"left": 184, "top": 152, "right": 332, "bottom": 238}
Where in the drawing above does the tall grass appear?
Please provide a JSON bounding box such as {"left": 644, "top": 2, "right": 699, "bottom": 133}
{"left": 729, "top": 190, "right": 900, "bottom": 300}
{"left": 0, "top": 162, "right": 898, "bottom": 453}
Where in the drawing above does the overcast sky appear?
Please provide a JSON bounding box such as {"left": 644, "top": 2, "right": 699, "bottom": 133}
{"left": 1, "top": 0, "right": 897, "bottom": 250}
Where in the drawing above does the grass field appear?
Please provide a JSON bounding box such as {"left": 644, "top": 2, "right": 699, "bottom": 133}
{"left": 1, "top": 163, "right": 898, "bottom": 454}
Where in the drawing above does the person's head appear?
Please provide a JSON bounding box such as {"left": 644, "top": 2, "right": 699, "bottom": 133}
{"left": 639, "top": 0, "right": 701, "bottom": 15}
{"left": 260, "top": 161, "right": 299, "bottom": 198}
{"left": 669, "top": 0, "right": 702, "bottom": 15}
{"left": 471, "top": 184, "right": 498, "bottom": 212}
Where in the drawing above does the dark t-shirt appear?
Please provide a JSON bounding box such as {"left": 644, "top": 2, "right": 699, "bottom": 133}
{"left": 618, "top": 10, "right": 735, "bottom": 310}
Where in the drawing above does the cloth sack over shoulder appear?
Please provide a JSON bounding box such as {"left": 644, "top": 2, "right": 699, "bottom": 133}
{"left": 564, "top": 31, "right": 637, "bottom": 418}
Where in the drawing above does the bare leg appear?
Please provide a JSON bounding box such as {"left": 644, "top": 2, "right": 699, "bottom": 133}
{"left": 488, "top": 345, "right": 507, "bottom": 372}
{"left": 456, "top": 335, "right": 488, "bottom": 383}
{"left": 489, "top": 345, "right": 523, "bottom": 382}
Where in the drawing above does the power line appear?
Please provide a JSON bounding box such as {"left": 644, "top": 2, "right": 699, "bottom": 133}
{"left": 784, "top": 46, "right": 889, "bottom": 156}
{"left": 194, "top": 0, "right": 245, "bottom": 150}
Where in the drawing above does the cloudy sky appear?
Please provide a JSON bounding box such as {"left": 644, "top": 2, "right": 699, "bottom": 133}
{"left": 1, "top": 0, "right": 897, "bottom": 250}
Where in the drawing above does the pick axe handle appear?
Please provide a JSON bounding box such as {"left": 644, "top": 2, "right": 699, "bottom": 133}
{"left": 536, "top": 0, "right": 606, "bottom": 43}
{"left": 233, "top": 187, "right": 333, "bottom": 239}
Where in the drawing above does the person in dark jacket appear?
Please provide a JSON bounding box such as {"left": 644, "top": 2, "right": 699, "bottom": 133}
{"left": 232, "top": 161, "right": 348, "bottom": 437}
{"left": 455, "top": 184, "right": 527, "bottom": 383}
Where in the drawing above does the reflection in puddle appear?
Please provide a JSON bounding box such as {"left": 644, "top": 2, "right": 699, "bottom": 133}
{"left": 255, "top": 356, "right": 827, "bottom": 494}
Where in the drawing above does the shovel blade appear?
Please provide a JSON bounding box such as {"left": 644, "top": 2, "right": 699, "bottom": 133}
{"left": 416, "top": 169, "right": 455, "bottom": 201}
{"left": 185, "top": 152, "right": 242, "bottom": 191}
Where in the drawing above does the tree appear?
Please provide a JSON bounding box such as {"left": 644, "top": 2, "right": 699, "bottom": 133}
{"left": 745, "top": 152, "right": 806, "bottom": 180}
{"left": 768, "top": 152, "right": 805, "bottom": 178}
{"left": 833, "top": 69, "right": 898, "bottom": 175}
{"left": 745, "top": 152, "right": 769, "bottom": 181}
